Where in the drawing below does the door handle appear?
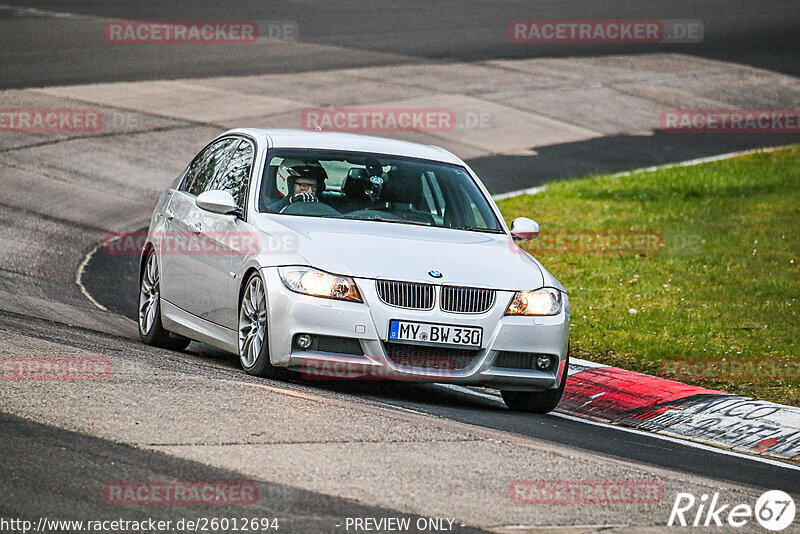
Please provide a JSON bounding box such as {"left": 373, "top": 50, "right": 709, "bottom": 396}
{"left": 188, "top": 221, "right": 202, "bottom": 234}
{"left": 163, "top": 210, "right": 175, "bottom": 221}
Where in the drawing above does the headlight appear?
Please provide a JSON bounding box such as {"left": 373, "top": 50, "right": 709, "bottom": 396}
{"left": 278, "top": 267, "right": 362, "bottom": 302}
{"left": 505, "top": 288, "right": 562, "bottom": 316}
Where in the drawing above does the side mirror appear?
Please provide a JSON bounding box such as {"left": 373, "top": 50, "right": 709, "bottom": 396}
{"left": 510, "top": 217, "right": 540, "bottom": 241}
{"left": 196, "top": 190, "right": 242, "bottom": 217}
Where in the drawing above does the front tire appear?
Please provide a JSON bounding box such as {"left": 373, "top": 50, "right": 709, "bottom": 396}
{"left": 138, "top": 251, "right": 191, "bottom": 351}
{"left": 238, "top": 271, "right": 283, "bottom": 378}
{"left": 501, "top": 354, "right": 569, "bottom": 414}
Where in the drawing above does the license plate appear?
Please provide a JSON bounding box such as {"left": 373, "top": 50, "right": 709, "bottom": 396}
{"left": 388, "top": 320, "right": 483, "bottom": 348}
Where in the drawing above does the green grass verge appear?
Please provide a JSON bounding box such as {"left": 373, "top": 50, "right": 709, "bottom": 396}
{"left": 496, "top": 145, "right": 800, "bottom": 406}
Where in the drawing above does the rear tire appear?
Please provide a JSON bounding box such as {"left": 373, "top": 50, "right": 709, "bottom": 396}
{"left": 501, "top": 353, "right": 569, "bottom": 414}
{"left": 138, "top": 251, "right": 191, "bottom": 351}
{"left": 238, "top": 271, "right": 284, "bottom": 378}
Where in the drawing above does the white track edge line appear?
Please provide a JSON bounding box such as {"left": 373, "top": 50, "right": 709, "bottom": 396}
{"left": 491, "top": 144, "right": 796, "bottom": 201}
{"left": 76, "top": 240, "right": 110, "bottom": 312}
{"left": 435, "top": 384, "right": 800, "bottom": 472}
{"left": 492, "top": 185, "right": 547, "bottom": 201}
{"left": 0, "top": 4, "right": 81, "bottom": 18}
{"left": 551, "top": 412, "right": 800, "bottom": 472}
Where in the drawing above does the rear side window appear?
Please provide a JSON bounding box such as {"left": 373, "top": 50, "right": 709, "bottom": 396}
{"left": 213, "top": 140, "right": 254, "bottom": 208}
{"left": 182, "top": 138, "right": 238, "bottom": 196}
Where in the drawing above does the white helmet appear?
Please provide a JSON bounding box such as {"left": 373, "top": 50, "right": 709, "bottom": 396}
{"left": 276, "top": 159, "right": 327, "bottom": 197}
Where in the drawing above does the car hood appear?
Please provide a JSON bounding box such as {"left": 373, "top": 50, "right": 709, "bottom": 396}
{"left": 254, "top": 215, "right": 545, "bottom": 290}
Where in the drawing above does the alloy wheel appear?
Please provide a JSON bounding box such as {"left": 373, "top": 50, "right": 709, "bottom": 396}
{"left": 239, "top": 275, "right": 267, "bottom": 368}
{"left": 139, "top": 253, "right": 160, "bottom": 335}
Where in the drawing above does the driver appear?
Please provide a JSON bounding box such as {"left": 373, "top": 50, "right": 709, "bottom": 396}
{"left": 270, "top": 159, "right": 327, "bottom": 212}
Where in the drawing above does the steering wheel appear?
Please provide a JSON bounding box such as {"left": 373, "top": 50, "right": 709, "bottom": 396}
{"left": 279, "top": 193, "right": 317, "bottom": 213}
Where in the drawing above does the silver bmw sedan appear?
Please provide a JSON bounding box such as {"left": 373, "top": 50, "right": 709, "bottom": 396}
{"left": 138, "top": 129, "right": 570, "bottom": 413}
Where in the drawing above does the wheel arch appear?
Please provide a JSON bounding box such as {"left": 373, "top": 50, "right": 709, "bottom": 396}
{"left": 139, "top": 242, "right": 156, "bottom": 283}
{"left": 238, "top": 267, "right": 262, "bottom": 306}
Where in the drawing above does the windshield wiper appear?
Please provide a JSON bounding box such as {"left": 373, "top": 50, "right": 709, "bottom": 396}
{"left": 447, "top": 226, "right": 505, "bottom": 234}
{"left": 372, "top": 218, "right": 432, "bottom": 227}
{"left": 343, "top": 214, "right": 431, "bottom": 226}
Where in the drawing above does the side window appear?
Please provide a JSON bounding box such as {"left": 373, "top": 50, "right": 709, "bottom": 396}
{"left": 180, "top": 150, "right": 207, "bottom": 193}
{"left": 213, "top": 139, "right": 254, "bottom": 208}
{"left": 182, "top": 138, "right": 238, "bottom": 196}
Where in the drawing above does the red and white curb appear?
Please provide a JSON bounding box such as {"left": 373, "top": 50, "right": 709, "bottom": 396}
{"left": 562, "top": 359, "right": 800, "bottom": 462}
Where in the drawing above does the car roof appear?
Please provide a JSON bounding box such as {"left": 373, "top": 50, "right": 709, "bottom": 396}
{"left": 221, "top": 128, "right": 463, "bottom": 165}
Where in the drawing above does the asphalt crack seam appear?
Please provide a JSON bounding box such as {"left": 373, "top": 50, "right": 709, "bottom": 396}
{"left": 2, "top": 157, "right": 159, "bottom": 200}
{"left": 0, "top": 122, "right": 202, "bottom": 154}
{"left": 0, "top": 199, "right": 108, "bottom": 233}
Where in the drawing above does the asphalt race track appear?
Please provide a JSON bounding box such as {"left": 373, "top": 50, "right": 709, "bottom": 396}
{"left": 1, "top": 0, "right": 799, "bottom": 88}
{"left": 1, "top": 1, "right": 799, "bottom": 532}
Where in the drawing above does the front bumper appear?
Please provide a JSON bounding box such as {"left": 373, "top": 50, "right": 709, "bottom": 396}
{"left": 262, "top": 267, "right": 570, "bottom": 391}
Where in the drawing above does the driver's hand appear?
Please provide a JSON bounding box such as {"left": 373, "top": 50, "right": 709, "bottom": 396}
{"left": 289, "top": 192, "right": 318, "bottom": 204}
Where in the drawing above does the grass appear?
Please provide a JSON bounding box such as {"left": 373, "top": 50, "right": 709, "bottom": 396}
{"left": 496, "top": 145, "right": 800, "bottom": 406}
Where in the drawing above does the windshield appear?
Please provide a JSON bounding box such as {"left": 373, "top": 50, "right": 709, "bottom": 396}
{"left": 258, "top": 149, "right": 503, "bottom": 233}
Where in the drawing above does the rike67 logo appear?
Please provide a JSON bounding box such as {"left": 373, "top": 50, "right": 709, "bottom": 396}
{"left": 668, "top": 490, "right": 796, "bottom": 531}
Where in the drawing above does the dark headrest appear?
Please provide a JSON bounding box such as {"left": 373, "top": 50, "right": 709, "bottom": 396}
{"left": 342, "top": 168, "right": 370, "bottom": 197}
{"left": 347, "top": 167, "right": 368, "bottom": 181}
{"left": 383, "top": 168, "right": 421, "bottom": 204}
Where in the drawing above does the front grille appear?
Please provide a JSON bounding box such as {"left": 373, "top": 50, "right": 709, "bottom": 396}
{"left": 376, "top": 280, "right": 435, "bottom": 310}
{"left": 309, "top": 335, "right": 364, "bottom": 355}
{"left": 441, "top": 286, "right": 495, "bottom": 313}
{"left": 493, "top": 351, "right": 548, "bottom": 370}
{"left": 384, "top": 342, "right": 479, "bottom": 371}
